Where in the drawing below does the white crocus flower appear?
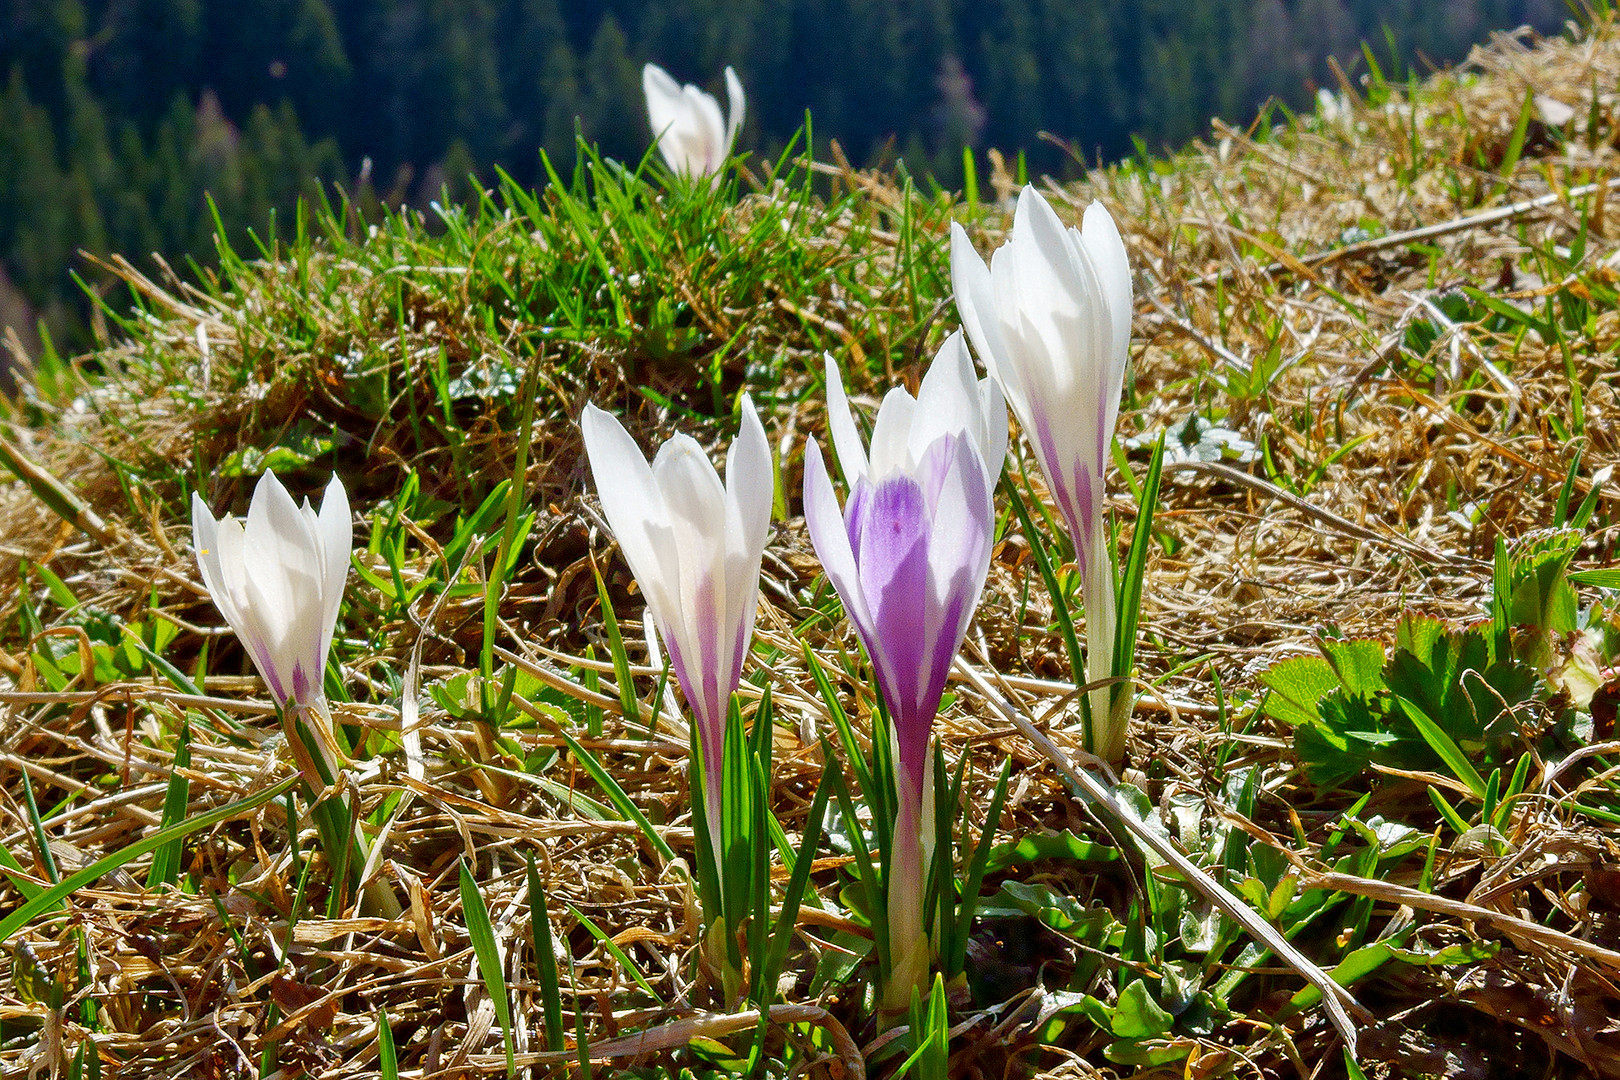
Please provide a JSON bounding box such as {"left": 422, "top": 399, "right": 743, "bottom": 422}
{"left": 192, "top": 471, "right": 350, "bottom": 713}
{"left": 580, "top": 395, "right": 772, "bottom": 848}
{"left": 642, "top": 62, "right": 745, "bottom": 183}
{"left": 951, "top": 184, "right": 1134, "bottom": 763}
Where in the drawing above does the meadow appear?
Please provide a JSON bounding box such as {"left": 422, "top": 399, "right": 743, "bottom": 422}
{"left": 1, "top": 13, "right": 1619, "bottom": 1080}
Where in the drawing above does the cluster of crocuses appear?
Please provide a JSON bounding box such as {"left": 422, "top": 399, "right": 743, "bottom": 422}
{"left": 578, "top": 184, "right": 1135, "bottom": 1010}
{"left": 189, "top": 82, "right": 1137, "bottom": 1012}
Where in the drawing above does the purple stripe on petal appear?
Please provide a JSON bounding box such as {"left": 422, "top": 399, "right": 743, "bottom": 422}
{"left": 661, "top": 629, "right": 722, "bottom": 795}
{"left": 844, "top": 478, "right": 872, "bottom": 553}
{"left": 853, "top": 473, "right": 932, "bottom": 734}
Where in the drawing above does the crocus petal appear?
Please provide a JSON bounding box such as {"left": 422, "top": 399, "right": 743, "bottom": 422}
{"left": 315, "top": 474, "right": 351, "bottom": 684}
{"left": 643, "top": 63, "right": 686, "bottom": 153}
{"left": 952, "top": 221, "right": 1027, "bottom": 421}
{"left": 652, "top": 433, "right": 731, "bottom": 731}
{"left": 686, "top": 84, "right": 727, "bottom": 174}
{"left": 978, "top": 375, "right": 1009, "bottom": 482}
{"left": 581, "top": 404, "right": 680, "bottom": 621}
{"left": 1081, "top": 202, "right": 1133, "bottom": 369}
{"left": 801, "top": 442, "right": 877, "bottom": 646}
{"left": 866, "top": 387, "right": 917, "bottom": 479}
{"left": 824, "top": 353, "right": 870, "bottom": 487}
{"left": 908, "top": 331, "right": 982, "bottom": 469}
{"left": 245, "top": 472, "right": 326, "bottom": 699}
{"left": 723, "top": 66, "right": 746, "bottom": 157}
{"left": 852, "top": 472, "right": 930, "bottom": 703}
{"left": 726, "top": 394, "right": 773, "bottom": 573}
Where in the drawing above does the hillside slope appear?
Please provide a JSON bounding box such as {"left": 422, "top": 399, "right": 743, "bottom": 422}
{"left": 1, "top": 15, "right": 1619, "bottom": 1080}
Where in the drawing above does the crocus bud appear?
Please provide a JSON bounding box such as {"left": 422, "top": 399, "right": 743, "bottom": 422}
{"left": 192, "top": 472, "right": 351, "bottom": 712}
{"left": 580, "top": 396, "right": 772, "bottom": 845}
{"left": 642, "top": 62, "right": 745, "bottom": 183}
{"left": 951, "top": 185, "right": 1134, "bottom": 762}
{"left": 803, "top": 334, "right": 1004, "bottom": 1011}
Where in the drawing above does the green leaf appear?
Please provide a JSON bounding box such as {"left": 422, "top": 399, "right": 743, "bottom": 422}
{"left": 1283, "top": 943, "right": 1392, "bottom": 1013}
{"left": 1110, "top": 979, "right": 1175, "bottom": 1038}
{"left": 564, "top": 902, "right": 662, "bottom": 1002}
{"left": 1569, "top": 568, "right": 1620, "bottom": 589}
{"left": 1113, "top": 434, "right": 1166, "bottom": 723}
{"left": 1259, "top": 656, "right": 1340, "bottom": 726}
{"left": 592, "top": 567, "right": 647, "bottom": 733}
{"left": 756, "top": 759, "right": 830, "bottom": 1008}
{"left": 146, "top": 715, "right": 192, "bottom": 889}
{"left": 1508, "top": 527, "right": 1581, "bottom": 634}
{"left": 378, "top": 1008, "right": 399, "bottom": 1080}
{"left": 459, "top": 858, "right": 516, "bottom": 1076}
{"left": 946, "top": 757, "right": 1012, "bottom": 977}
{"left": 985, "top": 829, "right": 1118, "bottom": 872}
{"left": 1319, "top": 639, "right": 1387, "bottom": 696}
{"left": 553, "top": 724, "right": 675, "bottom": 863}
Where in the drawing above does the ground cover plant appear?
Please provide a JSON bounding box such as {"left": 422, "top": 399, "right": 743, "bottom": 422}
{"left": 2, "top": 10, "right": 1620, "bottom": 1079}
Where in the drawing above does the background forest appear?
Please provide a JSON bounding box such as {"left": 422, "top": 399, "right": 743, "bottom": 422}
{"left": 0, "top": 0, "right": 1568, "bottom": 355}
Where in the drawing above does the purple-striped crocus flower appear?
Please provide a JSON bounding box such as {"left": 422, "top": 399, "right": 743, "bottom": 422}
{"left": 803, "top": 332, "right": 1004, "bottom": 1011}
{"left": 951, "top": 184, "right": 1134, "bottom": 764}
{"left": 581, "top": 396, "right": 772, "bottom": 847}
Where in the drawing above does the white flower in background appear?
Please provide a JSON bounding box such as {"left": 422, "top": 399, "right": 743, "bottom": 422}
{"left": 192, "top": 472, "right": 351, "bottom": 712}
{"left": 951, "top": 184, "right": 1134, "bottom": 762}
{"left": 642, "top": 62, "right": 745, "bottom": 182}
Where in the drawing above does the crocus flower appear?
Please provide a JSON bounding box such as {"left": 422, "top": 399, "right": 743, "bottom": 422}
{"left": 192, "top": 471, "right": 350, "bottom": 714}
{"left": 642, "top": 62, "right": 745, "bottom": 183}
{"left": 193, "top": 471, "right": 404, "bottom": 918}
{"left": 580, "top": 396, "right": 772, "bottom": 846}
{"left": 192, "top": 471, "right": 352, "bottom": 791}
{"left": 802, "top": 333, "right": 1004, "bottom": 1010}
{"left": 951, "top": 184, "right": 1134, "bottom": 763}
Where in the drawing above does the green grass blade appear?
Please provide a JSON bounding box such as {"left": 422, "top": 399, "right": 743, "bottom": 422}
{"left": 527, "top": 855, "right": 566, "bottom": 1053}
{"left": 802, "top": 642, "right": 875, "bottom": 798}
{"left": 1426, "top": 785, "right": 1472, "bottom": 836}
{"left": 378, "top": 1007, "right": 399, "bottom": 1080}
{"left": 1395, "top": 696, "right": 1488, "bottom": 799}
{"left": 946, "top": 756, "right": 1012, "bottom": 977}
{"left": 555, "top": 726, "right": 675, "bottom": 863}
{"left": 758, "top": 759, "right": 831, "bottom": 1003}
{"left": 1113, "top": 435, "right": 1166, "bottom": 705}
{"left": 563, "top": 901, "right": 662, "bottom": 1002}
{"left": 1001, "top": 475, "right": 1085, "bottom": 689}
{"left": 0, "top": 776, "right": 297, "bottom": 942}
{"left": 593, "top": 567, "right": 648, "bottom": 732}
{"left": 458, "top": 857, "right": 516, "bottom": 1077}
{"left": 820, "top": 746, "right": 888, "bottom": 972}
{"left": 145, "top": 715, "right": 192, "bottom": 888}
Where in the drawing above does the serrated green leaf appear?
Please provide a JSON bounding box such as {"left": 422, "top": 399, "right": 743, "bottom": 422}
{"left": 1319, "top": 639, "right": 1387, "bottom": 695}
{"left": 1260, "top": 656, "right": 1340, "bottom": 726}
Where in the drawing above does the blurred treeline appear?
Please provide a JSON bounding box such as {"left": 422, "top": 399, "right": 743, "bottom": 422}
{"left": 0, "top": 0, "right": 1566, "bottom": 355}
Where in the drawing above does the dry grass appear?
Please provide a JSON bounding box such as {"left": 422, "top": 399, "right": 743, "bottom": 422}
{"left": 1, "top": 13, "right": 1619, "bottom": 1080}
